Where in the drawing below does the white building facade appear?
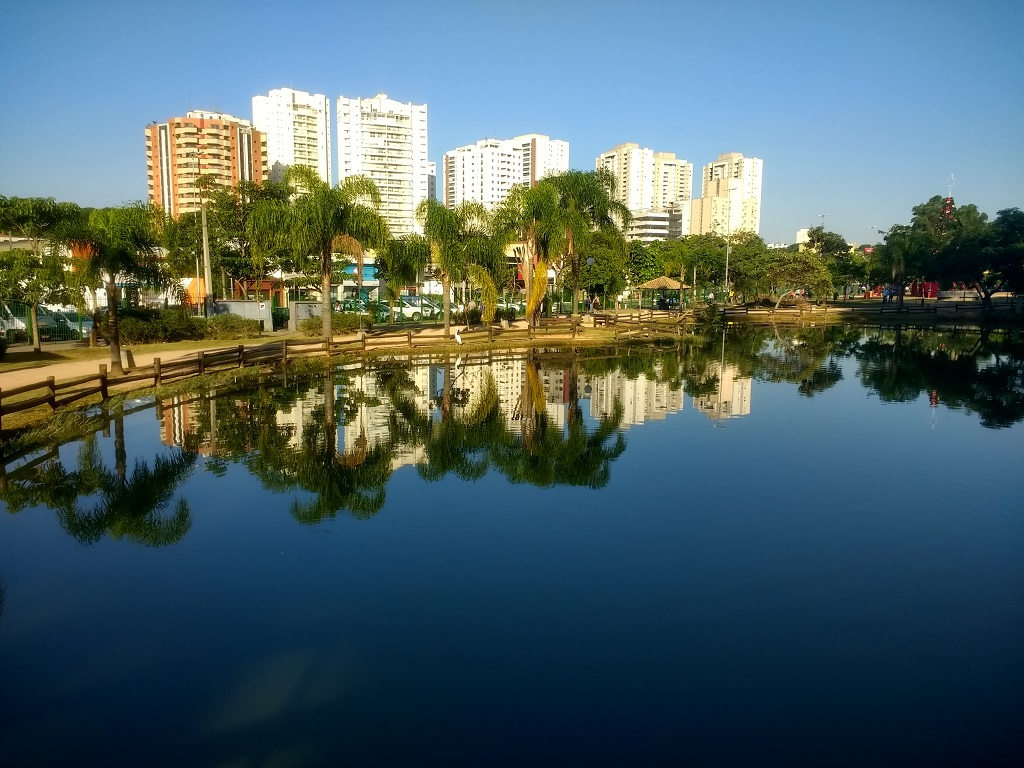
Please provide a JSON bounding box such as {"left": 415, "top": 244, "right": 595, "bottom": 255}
{"left": 252, "top": 87, "right": 332, "bottom": 184}
{"left": 336, "top": 93, "right": 430, "bottom": 236}
{"left": 596, "top": 143, "right": 693, "bottom": 241}
{"left": 690, "top": 152, "right": 763, "bottom": 236}
{"left": 443, "top": 134, "right": 569, "bottom": 209}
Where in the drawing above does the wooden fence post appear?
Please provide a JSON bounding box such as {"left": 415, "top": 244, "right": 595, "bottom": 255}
{"left": 99, "top": 365, "right": 108, "bottom": 400}
{"left": 238, "top": 345, "right": 244, "bottom": 368}
{"left": 154, "top": 358, "right": 161, "bottom": 387}
{"left": 282, "top": 340, "right": 288, "bottom": 364}
{"left": 488, "top": 326, "right": 493, "bottom": 344}
{"left": 198, "top": 350, "right": 205, "bottom": 374}
{"left": 0, "top": 387, "right": 4, "bottom": 431}
{"left": 407, "top": 330, "right": 413, "bottom": 348}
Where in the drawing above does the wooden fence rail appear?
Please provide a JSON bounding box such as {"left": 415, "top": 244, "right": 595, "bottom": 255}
{"left": 0, "top": 320, "right": 611, "bottom": 430}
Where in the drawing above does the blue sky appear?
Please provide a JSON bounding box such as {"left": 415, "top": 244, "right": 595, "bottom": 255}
{"left": 2, "top": 0, "right": 1021, "bottom": 245}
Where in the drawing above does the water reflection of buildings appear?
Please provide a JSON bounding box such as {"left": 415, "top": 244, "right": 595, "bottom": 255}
{"left": 693, "top": 362, "right": 751, "bottom": 421}
{"left": 159, "top": 396, "right": 215, "bottom": 454}
{"left": 587, "top": 368, "right": 684, "bottom": 426}
{"left": 157, "top": 356, "right": 694, "bottom": 455}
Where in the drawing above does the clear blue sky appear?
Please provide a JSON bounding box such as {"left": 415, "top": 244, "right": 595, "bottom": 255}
{"left": 2, "top": 0, "right": 1021, "bottom": 245}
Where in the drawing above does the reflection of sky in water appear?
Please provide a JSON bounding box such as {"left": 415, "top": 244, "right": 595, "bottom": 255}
{"left": 1, "top": 330, "right": 1022, "bottom": 765}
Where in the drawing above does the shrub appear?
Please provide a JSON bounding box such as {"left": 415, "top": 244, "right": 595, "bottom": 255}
{"left": 0, "top": 335, "right": 7, "bottom": 361}
{"left": 116, "top": 315, "right": 159, "bottom": 344}
{"left": 299, "top": 316, "right": 323, "bottom": 337}
{"left": 106, "top": 307, "right": 206, "bottom": 344}
{"left": 271, "top": 307, "right": 290, "bottom": 331}
{"left": 299, "top": 312, "right": 370, "bottom": 337}
{"left": 205, "top": 314, "right": 262, "bottom": 340}
{"left": 495, "top": 306, "right": 518, "bottom": 323}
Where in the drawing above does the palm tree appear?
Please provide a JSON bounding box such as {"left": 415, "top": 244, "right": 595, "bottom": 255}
{"left": 493, "top": 182, "right": 562, "bottom": 326}
{"left": 283, "top": 166, "right": 389, "bottom": 340}
{"left": 52, "top": 204, "right": 165, "bottom": 375}
{"left": 378, "top": 234, "right": 429, "bottom": 322}
{"left": 546, "top": 169, "right": 631, "bottom": 317}
{"left": 416, "top": 199, "right": 492, "bottom": 338}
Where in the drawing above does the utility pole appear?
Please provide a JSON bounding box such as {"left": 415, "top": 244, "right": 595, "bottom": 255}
{"left": 201, "top": 198, "right": 213, "bottom": 318}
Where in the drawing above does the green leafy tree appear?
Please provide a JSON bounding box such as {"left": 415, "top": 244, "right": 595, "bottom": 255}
{"left": 677, "top": 233, "right": 727, "bottom": 298}
{"left": 871, "top": 224, "right": 931, "bottom": 309}
{"left": 545, "top": 169, "right": 631, "bottom": 316}
{"left": 0, "top": 196, "right": 81, "bottom": 350}
{"left": 52, "top": 204, "right": 165, "bottom": 374}
{"left": 625, "top": 240, "right": 662, "bottom": 287}
{"left": 284, "top": 166, "right": 388, "bottom": 340}
{"left": 580, "top": 228, "right": 628, "bottom": 302}
{"left": 806, "top": 225, "right": 863, "bottom": 294}
{"left": 932, "top": 207, "right": 1019, "bottom": 308}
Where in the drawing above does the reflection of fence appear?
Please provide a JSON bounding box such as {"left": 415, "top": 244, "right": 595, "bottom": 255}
{"left": 0, "top": 322, "right": 609, "bottom": 429}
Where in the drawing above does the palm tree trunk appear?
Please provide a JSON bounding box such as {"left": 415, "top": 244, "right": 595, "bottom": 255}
{"left": 106, "top": 278, "right": 125, "bottom": 375}
{"left": 321, "top": 247, "right": 333, "bottom": 340}
{"left": 568, "top": 227, "right": 580, "bottom": 319}
{"left": 442, "top": 273, "right": 451, "bottom": 339}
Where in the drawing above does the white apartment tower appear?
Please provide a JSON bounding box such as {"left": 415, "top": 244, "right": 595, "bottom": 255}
{"left": 690, "top": 152, "right": 763, "bottom": 236}
{"left": 336, "top": 93, "right": 430, "bottom": 236}
{"left": 596, "top": 143, "right": 693, "bottom": 242}
{"left": 443, "top": 134, "right": 569, "bottom": 209}
{"left": 252, "top": 88, "right": 332, "bottom": 184}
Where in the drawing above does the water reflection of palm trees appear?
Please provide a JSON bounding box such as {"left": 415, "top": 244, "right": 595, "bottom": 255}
{"left": 0, "top": 410, "right": 198, "bottom": 546}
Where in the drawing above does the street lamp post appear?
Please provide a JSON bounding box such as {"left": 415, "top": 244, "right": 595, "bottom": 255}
{"left": 201, "top": 198, "right": 213, "bottom": 318}
{"left": 714, "top": 215, "right": 731, "bottom": 303}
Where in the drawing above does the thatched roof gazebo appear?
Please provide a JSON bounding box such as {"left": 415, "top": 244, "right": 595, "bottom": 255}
{"left": 636, "top": 275, "right": 690, "bottom": 309}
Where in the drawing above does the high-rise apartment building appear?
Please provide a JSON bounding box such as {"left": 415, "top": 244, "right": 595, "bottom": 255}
{"left": 252, "top": 88, "right": 332, "bottom": 184}
{"left": 443, "top": 134, "right": 569, "bottom": 209}
{"left": 596, "top": 143, "right": 693, "bottom": 241}
{"left": 336, "top": 93, "right": 429, "bottom": 236}
{"left": 690, "top": 152, "right": 763, "bottom": 236}
{"left": 509, "top": 133, "right": 570, "bottom": 188}
{"left": 146, "top": 111, "right": 268, "bottom": 218}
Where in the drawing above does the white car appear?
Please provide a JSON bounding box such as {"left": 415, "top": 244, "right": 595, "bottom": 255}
{"left": 399, "top": 296, "right": 441, "bottom": 321}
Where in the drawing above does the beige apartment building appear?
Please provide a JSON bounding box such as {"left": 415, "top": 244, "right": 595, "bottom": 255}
{"left": 146, "top": 111, "right": 268, "bottom": 217}
{"left": 596, "top": 143, "right": 693, "bottom": 241}
{"left": 690, "top": 152, "right": 762, "bottom": 236}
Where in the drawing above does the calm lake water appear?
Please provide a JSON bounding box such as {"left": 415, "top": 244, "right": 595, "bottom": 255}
{"left": 1, "top": 325, "right": 1022, "bottom": 767}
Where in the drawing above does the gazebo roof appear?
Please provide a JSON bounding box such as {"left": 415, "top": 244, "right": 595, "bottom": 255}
{"left": 637, "top": 275, "right": 689, "bottom": 290}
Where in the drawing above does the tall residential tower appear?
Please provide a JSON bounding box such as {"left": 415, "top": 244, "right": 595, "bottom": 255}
{"left": 146, "top": 111, "right": 268, "bottom": 218}
{"left": 690, "top": 152, "right": 763, "bottom": 236}
{"left": 336, "top": 93, "right": 430, "bottom": 236}
{"left": 596, "top": 143, "right": 693, "bottom": 242}
{"left": 252, "top": 88, "right": 332, "bottom": 184}
{"left": 443, "top": 133, "right": 569, "bottom": 209}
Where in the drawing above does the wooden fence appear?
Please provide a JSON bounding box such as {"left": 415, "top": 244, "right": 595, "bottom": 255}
{"left": 0, "top": 320, "right": 605, "bottom": 429}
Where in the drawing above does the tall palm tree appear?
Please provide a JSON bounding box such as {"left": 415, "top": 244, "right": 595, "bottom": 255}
{"left": 52, "top": 204, "right": 165, "bottom": 375}
{"left": 493, "top": 182, "right": 562, "bottom": 326}
{"left": 416, "top": 199, "right": 491, "bottom": 338}
{"left": 546, "top": 169, "right": 631, "bottom": 317}
{"left": 283, "top": 166, "right": 389, "bottom": 340}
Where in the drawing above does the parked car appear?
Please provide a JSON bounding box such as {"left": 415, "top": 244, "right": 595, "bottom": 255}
{"left": 52, "top": 310, "right": 95, "bottom": 341}
{"left": 399, "top": 295, "right": 441, "bottom": 321}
